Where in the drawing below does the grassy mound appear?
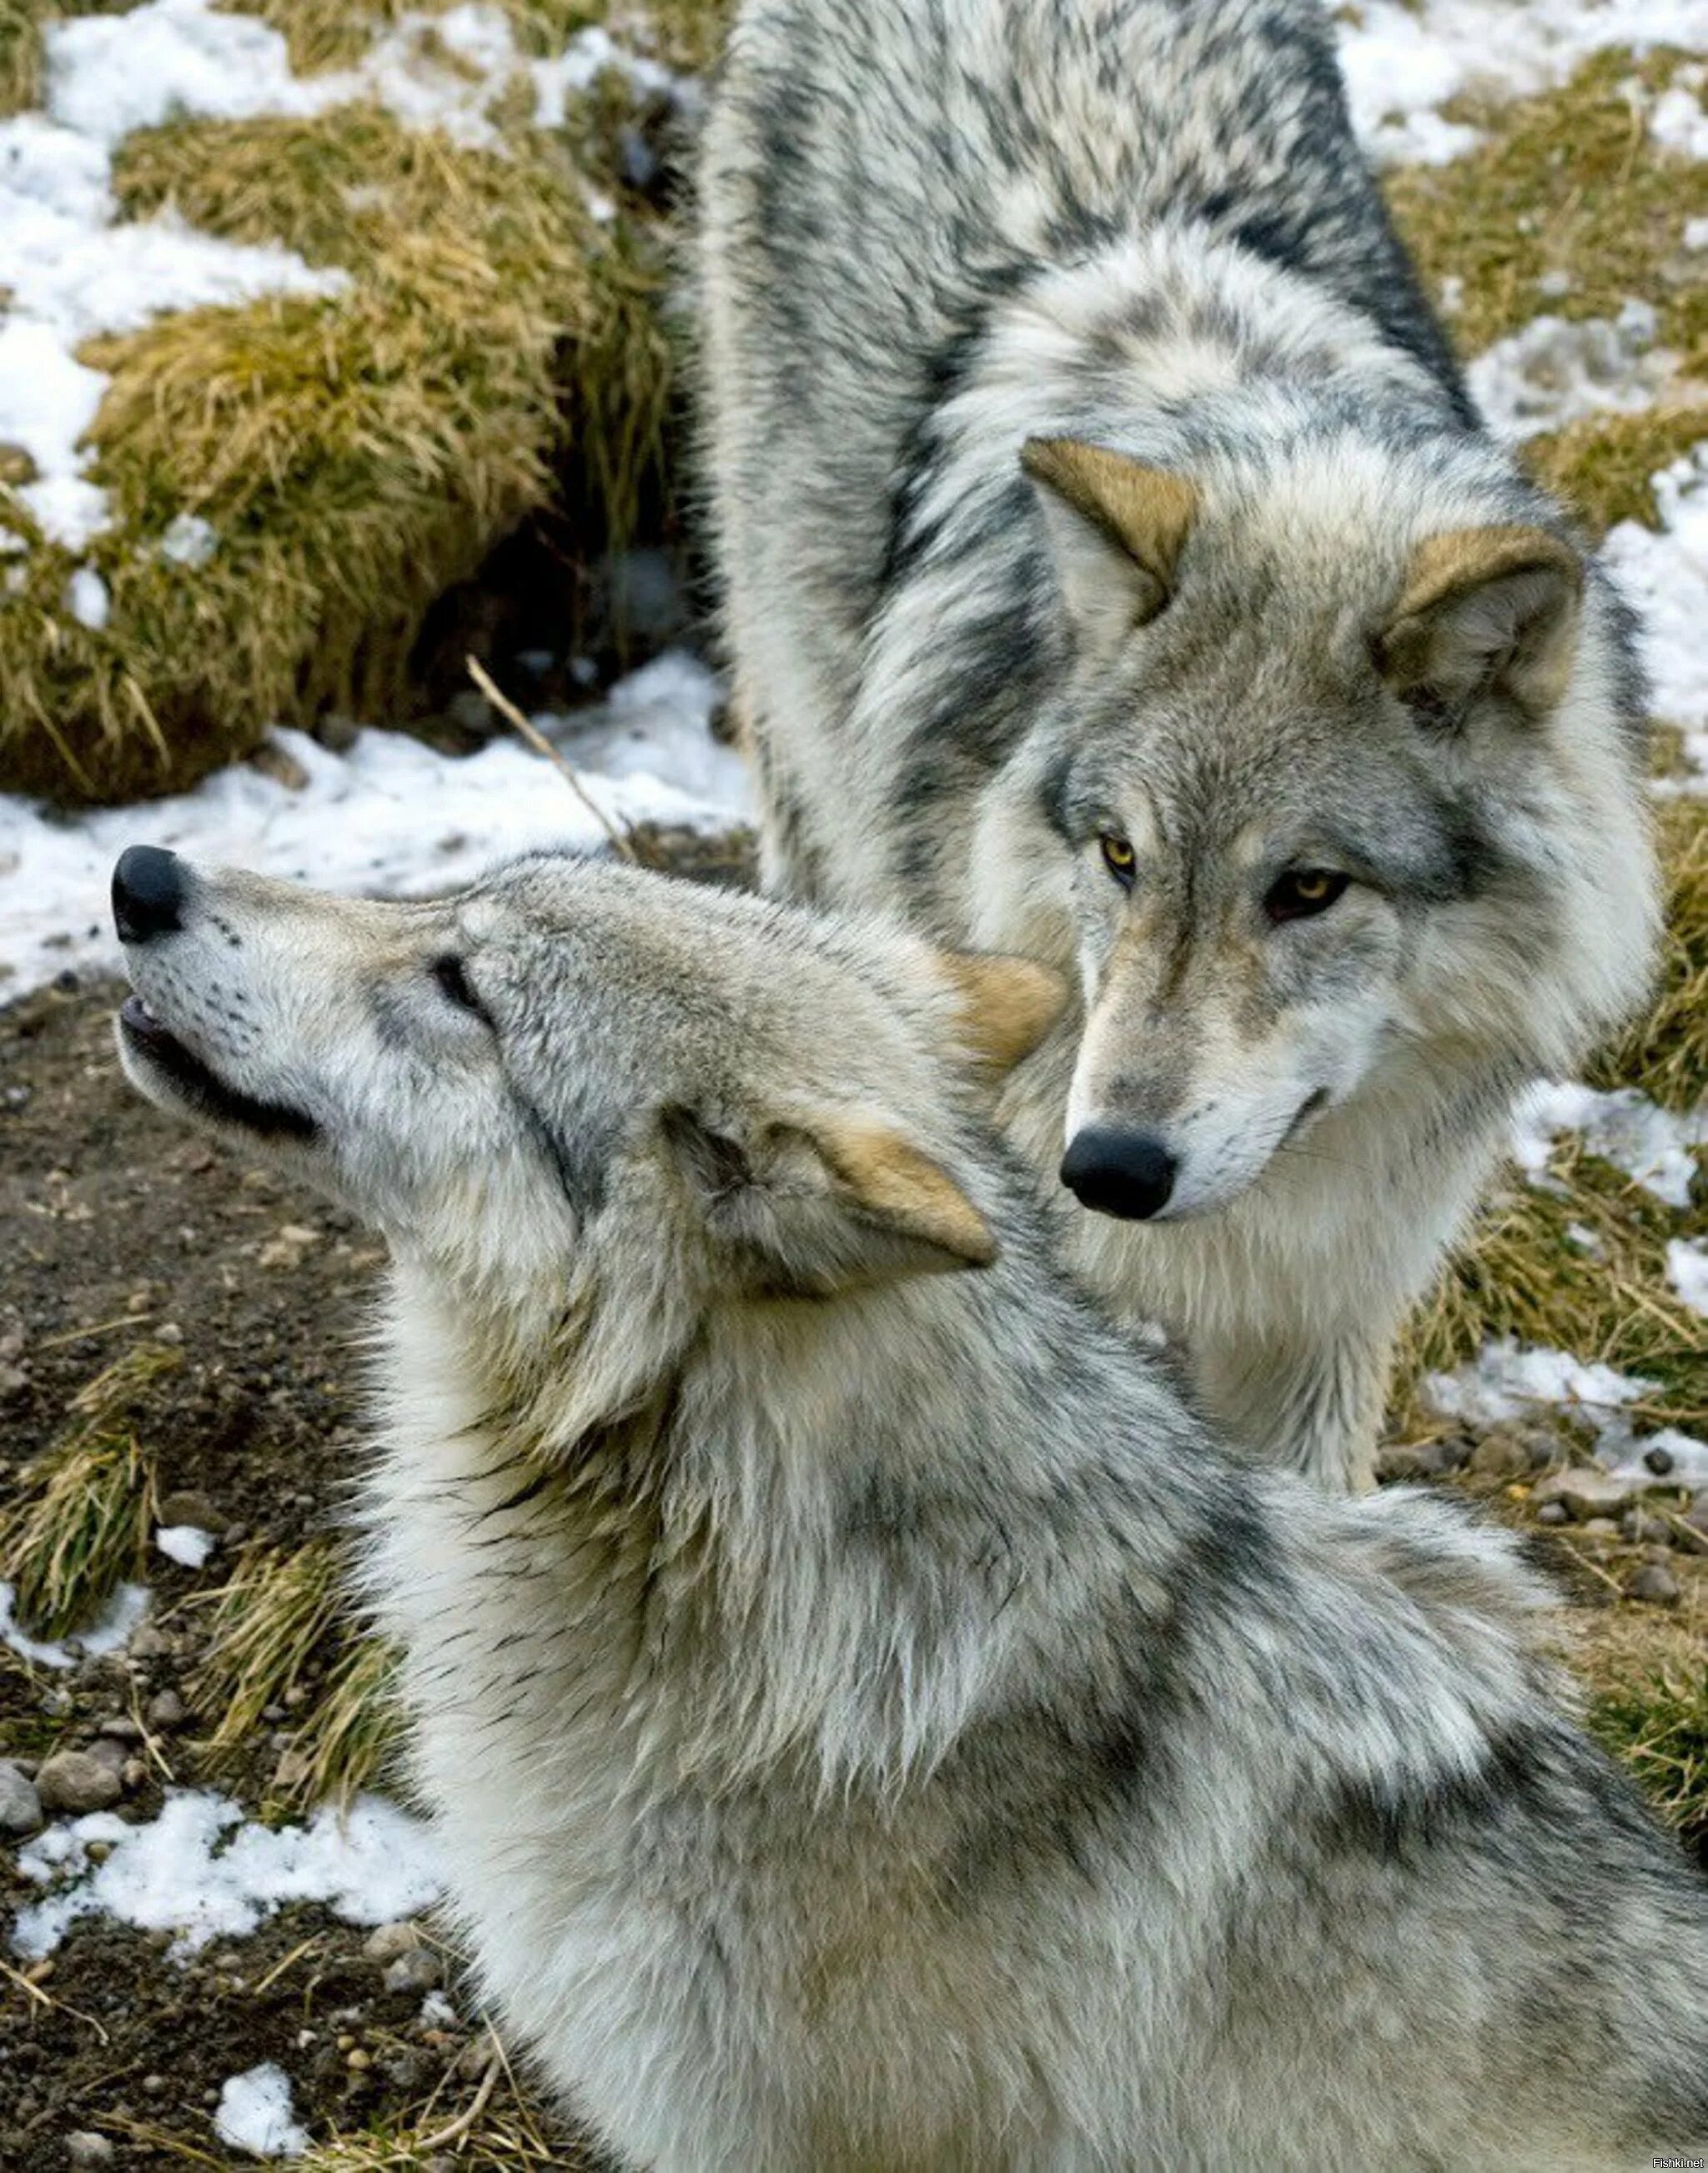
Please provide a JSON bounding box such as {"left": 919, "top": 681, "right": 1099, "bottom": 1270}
{"left": 0, "top": 0, "right": 723, "bottom": 801}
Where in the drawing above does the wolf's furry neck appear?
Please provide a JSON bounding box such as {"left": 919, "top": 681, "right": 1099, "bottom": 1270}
{"left": 369, "top": 1207, "right": 1218, "bottom": 1801}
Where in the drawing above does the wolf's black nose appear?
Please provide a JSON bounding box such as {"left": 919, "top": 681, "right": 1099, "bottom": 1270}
{"left": 113, "top": 846, "right": 186, "bottom": 944}
{"left": 1060, "top": 1128, "right": 1178, "bottom": 1220}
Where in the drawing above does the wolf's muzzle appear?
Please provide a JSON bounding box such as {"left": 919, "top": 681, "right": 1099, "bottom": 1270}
{"left": 1059, "top": 1128, "right": 1178, "bottom": 1220}
{"left": 113, "top": 844, "right": 188, "bottom": 944}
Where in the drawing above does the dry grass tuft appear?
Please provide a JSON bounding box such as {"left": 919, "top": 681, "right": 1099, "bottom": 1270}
{"left": 1592, "top": 797, "right": 1708, "bottom": 1110}
{"left": 1393, "top": 1139, "right": 1707, "bottom": 1438}
{"left": 193, "top": 1536, "right": 404, "bottom": 1806}
{"left": 1528, "top": 403, "right": 1708, "bottom": 535}
{"left": 1387, "top": 49, "right": 1708, "bottom": 533}
{"left": 226, "top": 0, "right": 431, "bottom": 73}
{"left": 1385, "top": 48, "right": 1708, "bottom": 361}
{"left": 0, "top": 1342, "right": 180, "bottom": 1639}
{"left": 0, "top": 17, "right": 686, "bottom": 800}
{"left": 297, "top": 2040, "right": 600, "bottom": 2170}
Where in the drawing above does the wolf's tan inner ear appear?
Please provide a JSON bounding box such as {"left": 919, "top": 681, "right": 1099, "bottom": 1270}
{"left": 939, "top": 952, "right": 1068, "bottom": 1073}
{"left": 1379, "top": 525, "right": 1584, "bottom": 723}
{"left": 814, "top": 1114, "right": 997, "bottom": 1269}
{"left": 1022, "top": 438, "right": 1198, "bottom": 604}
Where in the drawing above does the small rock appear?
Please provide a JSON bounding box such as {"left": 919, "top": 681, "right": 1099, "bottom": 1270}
{"left": 456, "top": 2032, "right": 501, "bottom": 2083}
{"left": 1622, "top": 1509, "right": 1672, "bottom": 1546}
{"left": 37, "top": 1749, "right": 123, "bottom": 1814}
{"left": 382, "top": 2049, "right": 431, "bottom": 2093}
{"left": 346, "top": 2046, "right": 372, "bottom": 2072}
{"left": 1580, "top": 1516, "right": 1621, "bottom": 1539}
{"left": 273, "top": 1745, "right": 313, "bottom": 1792}
{"left": 1530, "top": 1467, "right": 1635, "bottom": 1523}
{"left": 248, "top": 740, "right": 310, "bottom": 791}
{"left": 1627, "top": 1562, "right": 1680, "bottom": 1606}
{"left": 1535, "top": 1500, "right": 1570, "bottom": 1526}
{"left": 155, "top": 1491, "right": 229, "bottom": 1537}
{"left": 0, "top": 1759, "right": 44, "bottom": 1836}
{"left": 1645, "top": 1443, "right": 1677, "bottom": 1477}
{"left": 364, "top": 1920, "right": 426, "bottom": 1965}
{"left": 121, "top": 1758, "right": 148, "bottom": 1794}
{"left": 383, "top": 1947, "right": 444, "bottom": 1995}
{"left": 1375, "top": 1443, "right": 1444, "bottom": 1484}
{"left": 1468, "top": 1433, "right": 1529, "bottom": 1482}
{"left": 129, "top": 1623, "right": 172, "bottom": 1660}
{"left": 148, "top": 1688, "right": 188, "bottom": 1731}
{"left": 97, "top": 1716, "right": 143, "bottom": 1744}
{"left": 86, "top": 1736, "right": 128, "bottom": 1775}
{"left": 64, "top": 2135, "right": 114, "bottom": 2170}
{"left": 1514, "top": 1426, "right": 1566, "bottom": 1471}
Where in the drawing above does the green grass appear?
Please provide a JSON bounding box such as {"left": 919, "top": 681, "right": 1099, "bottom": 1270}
{"left": 1593, "top": 1662, "right": 1708, "bottom": 1849}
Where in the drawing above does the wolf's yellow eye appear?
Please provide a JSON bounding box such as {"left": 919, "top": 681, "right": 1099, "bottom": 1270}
{"left": 1100, "top": 834, "right": 1137, "bottom": 886}
{"left": 1265, "top": 869, "right": 1349, "bottom": 923}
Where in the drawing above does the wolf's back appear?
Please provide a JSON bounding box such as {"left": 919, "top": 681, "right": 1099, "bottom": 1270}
{"left": 699, "top": 0, "right": 1466, "bottom": 630}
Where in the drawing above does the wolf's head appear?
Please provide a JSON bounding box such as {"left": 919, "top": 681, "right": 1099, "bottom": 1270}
{"left": 973, "top": 424, "right": 1655, "bottom": 1223}
{"left": 113, "top": 847, "right": 1062, "bottom": 1428}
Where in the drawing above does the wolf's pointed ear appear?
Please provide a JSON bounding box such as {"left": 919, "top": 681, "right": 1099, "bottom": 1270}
{"left": 1022, "top": 438, "right": 1198, "bottom": 655}
{"left": 938, "top": 951, "right": 1068, "bottom": 1074}
{"left": 1377, "top": 526, "right": 1583, "bottom": 729}
{"left": 661, "top": 1105, "right": 996, "bottom": 1294}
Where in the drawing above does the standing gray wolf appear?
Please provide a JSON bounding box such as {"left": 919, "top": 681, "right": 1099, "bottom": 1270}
{"left": 695, "top": 0, "right": 1659, "bottom": 1489}
{"left": 115, "top": 843, "right": 1705, "bottom": 2173}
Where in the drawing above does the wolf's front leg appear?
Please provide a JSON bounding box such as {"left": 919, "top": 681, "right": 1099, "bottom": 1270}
{"left": 1203, "top": 1324, "right": 1389, "bottom": 1493}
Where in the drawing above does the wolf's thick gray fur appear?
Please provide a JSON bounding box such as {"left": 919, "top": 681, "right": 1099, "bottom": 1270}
{"left": 696, "top": 0, "right": 1659, "bottom": 1489}
{"left": 117, "top": 849, "right": 1705, "bottom": 2172}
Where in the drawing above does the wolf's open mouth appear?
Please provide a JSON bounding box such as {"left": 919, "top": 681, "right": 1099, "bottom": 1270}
{"left": 119, "top": 995, "right": 318, "bottom": 1142}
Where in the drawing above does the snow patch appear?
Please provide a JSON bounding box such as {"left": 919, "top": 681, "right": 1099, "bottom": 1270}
{"left": 1512, "top": 1081, "right": 1708, "bottom": 1208}
{"left": 1666, "top": 1236, "right": 1708, "bottom": 1317}
{"left": 1650, "top": 79, "right": 1708, "bottom": 158}
{"left": 12, "top": 1789, "right": 442, "bottom": 1960}
{"left": 538, "top": 650, "right": 747, "bottom": 807}
{"left": 159, "top": 511, "right": 217, "bottom": 568}
{"left": 0, "top": 1580, "right": 149, "bottom": 1671}
{"left": 155, "top": 1523, "right": 214, "bottom": 1568}
{"left": 1423, "top": 1337, "right": 1708, "bottom": 1485}
{"left": 0, "top": 650, "right": 751, "bottom": 1000}
{"left": 215, "top": 2063, "right": 309, "bottom": 2160}
{"left": 1467, "top": 303, "right": 1674, "bottom": 441}
{"left": 1605, "top": 444, "right": 1708, "bottom": 742}
{"left": 66, "top": 565, "right": 108, "bottom": 630}
{"left": 1338, "top": 0, "right": 1708, "bottom": 165}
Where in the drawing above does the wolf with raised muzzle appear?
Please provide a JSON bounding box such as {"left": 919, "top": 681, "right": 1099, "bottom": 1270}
{"left": 696, "top": 0, "right": 1659, "bottom": 1488}
{"left": 115, "top": 843, "right": 1705, "bottom": 2171}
